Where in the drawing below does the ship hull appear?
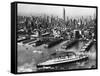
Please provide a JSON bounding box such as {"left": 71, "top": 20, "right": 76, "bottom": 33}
{"left": 37, "top": 56, "right": 88, "bottom": 68}
{"left": 44, "top": 38, "right": 64, "bottom": 48}
{"left": 61, "top": 39, "right": 79, "bottom": 49}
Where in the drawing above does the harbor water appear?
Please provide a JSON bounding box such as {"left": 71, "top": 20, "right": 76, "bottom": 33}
{"left": 17, "top": 40, "right": 97, "bottom": 72}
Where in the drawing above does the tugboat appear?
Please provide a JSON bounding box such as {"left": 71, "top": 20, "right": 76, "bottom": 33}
{"left": 37, "top": 51, "right": 88, "bottom": 67}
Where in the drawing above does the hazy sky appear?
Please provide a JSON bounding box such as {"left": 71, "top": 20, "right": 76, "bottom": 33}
{"left": 18, "top": 3, "right": 96, "bottom": 18}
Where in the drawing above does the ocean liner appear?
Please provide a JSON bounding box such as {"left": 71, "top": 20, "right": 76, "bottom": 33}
{"left": 37, "top": 52, "right": 88, "bottom": 67}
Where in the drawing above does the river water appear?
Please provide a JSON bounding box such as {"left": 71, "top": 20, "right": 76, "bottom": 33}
{"left": 17, "top": 40, "right": 97, "bottom": 72}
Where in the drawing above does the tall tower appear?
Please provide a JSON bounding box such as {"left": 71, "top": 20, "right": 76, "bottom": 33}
{"left": 63, "top": 8, "right": 65, "bottom": 21}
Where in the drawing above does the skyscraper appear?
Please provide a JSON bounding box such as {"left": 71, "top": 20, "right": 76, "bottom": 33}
{"left": 63, "top": 8, "right": 65, "bottom": 21}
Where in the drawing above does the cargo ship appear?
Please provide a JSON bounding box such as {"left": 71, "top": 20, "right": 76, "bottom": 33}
{"left": 30, "top": 38, "right": 51, "bottom": 47}
{"left": 32, "top": 40, "right": 45, "bottom": 47}
{"left": 61, "top": 39, "right": 79, "bottom": 49}
{"left": 37, "top": 52, "right": 88, "bottom": 67}
{"left": 22, "top": 38, "right": 37, "bottom": 44}
{"left": 44, "top": 38, "right": 64, "bottom": 48}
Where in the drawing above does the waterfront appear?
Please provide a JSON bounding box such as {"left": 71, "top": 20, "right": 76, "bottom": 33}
{"left": 17, "top": 40, "right": 96, "bottom": 72}
{"left": 17, "top": 5, "right": 97, "bottom": 73}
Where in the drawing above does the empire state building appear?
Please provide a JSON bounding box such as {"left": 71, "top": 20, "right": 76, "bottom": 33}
{"left": 63, "top": 8, "right": 65, "bottom": 21}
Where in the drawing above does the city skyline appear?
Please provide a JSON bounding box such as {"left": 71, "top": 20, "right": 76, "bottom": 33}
{"left": 18, "top": 4, "right": 96, "bottom": 18}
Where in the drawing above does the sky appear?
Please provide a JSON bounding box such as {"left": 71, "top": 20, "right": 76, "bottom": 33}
{"left": 18, "top": 3, "right": 96, "bottom": 18}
